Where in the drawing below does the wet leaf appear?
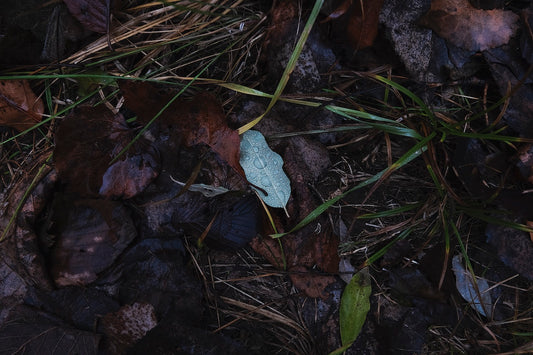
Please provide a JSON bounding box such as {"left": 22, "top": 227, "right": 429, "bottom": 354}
{"left": 120, "top": 82, "right": 243, "bottom": 177}
{"left": 339, "top": 267, "right": 371, "bottom": 347}
{"left": 54, "top": 105, "right": 159, "bottom": 198}
{"left": 0, "top": 80, "right": 43, "bottom": 132}
{"left": 206, "top": 193, "right": 259, "bottom": 249}
{"left": 49, "top": 198, "right": 137, "bottom": 286}
{"left": 63, "top": 0, "right": 110, "bottom": 33}
{"left": 240, "top": 130, "right": 291, "bottom": 209}
{"left": 0, "top": 305, "right": 100, "bottom": 354}
{"left": 452, "top": 255, "right": 492, "bottom": 317}
{"left": 419, "top": 0, "right": 519, "bottom": 51}
{"left": 101, "top": 302, "right": 157, "bottom": 354}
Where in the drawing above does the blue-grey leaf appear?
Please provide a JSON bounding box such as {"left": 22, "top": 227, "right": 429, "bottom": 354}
{"left": 452, "top": 255, "right": 492, "bottom": 317}
{"left": 239, "top": 130, "right": 291, "bottom": 208}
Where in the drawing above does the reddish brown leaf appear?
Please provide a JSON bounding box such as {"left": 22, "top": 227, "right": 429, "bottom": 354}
{"left": 251, "top": 218, "right": 339, "bottom": 299}
{"left": 120, "top": 81, "right": 244, "bottom": 177}
{"left": 346, "top": 0, "right": 383, "bottom": 49}
{"left": 63, "top": 0, "right": 110, "bottom": 33}
{"left": 54, "top": 105, "right": 159, "bottom": 198}
{"left": 0, "top": 80, "right": 43, "bottom": 132}
{"left": 419, "top": 0, "right": 519, "bottom": 51}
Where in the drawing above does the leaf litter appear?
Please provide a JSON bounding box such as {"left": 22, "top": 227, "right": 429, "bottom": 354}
{"left": 1, "top": 0, "right": 533, "bottom": 353}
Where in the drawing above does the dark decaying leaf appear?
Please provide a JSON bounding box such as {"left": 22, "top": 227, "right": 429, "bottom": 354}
{"left": 100, "top": 302, "right": 157, "bottom": 354}
{"left": 251, "top": 218, "right": 339, "bottom": 299}
{"left": 26, "top": 287, "right": 120, "bottom": 330}
{"left": 0, "top": 80, "right": 43, "bottom": 132}
{"left": 63, "top": 0, "right": 111, "bottom": 33}
{"left": 206, "top": 193, "right": 259, "bottom": 249}
{"left": 54, "top": 105, "right": 159, "bottom": 198}
{"left": 49, "top": 198, "right": 137, "bottom": 286}
{"left": 0, "top": 304, "right": 100, "bottom": 354}
{"left": 486, "top": 224, "right": 533, "bottom": 280}
{"left": 120, "top": 81, "right": 244, "bottom": 177}
{"left": 419, "top": 0, "right": 519, "bottom": 51}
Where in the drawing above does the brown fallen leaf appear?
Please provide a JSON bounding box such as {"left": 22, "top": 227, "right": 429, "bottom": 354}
{"left": 120, "top": 81, "right": 244, "bottom": 177}
{"left": 323, "top": 0, "right": 383, "bottom": 49}
{"left": 0, "top": 80, "right": 43, "bottom": 132}
{"left": 419, "top": 0, "right": 519, "bottom": 51}
{"left": 54, "top": 105, "right": 159, "bottom": 198}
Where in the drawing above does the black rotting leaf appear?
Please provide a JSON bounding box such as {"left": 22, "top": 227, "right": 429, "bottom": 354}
{"left": 205, "top": 193, "right": 259, "bottom": 249}
{"left": 48, "top": 197, "right": 137, "bottom": 287}
{"left": 25, "top": 287, "right": 120, "bottom": 330}
{"left": 0, "top": 304, "right": 101, "bottom": 354}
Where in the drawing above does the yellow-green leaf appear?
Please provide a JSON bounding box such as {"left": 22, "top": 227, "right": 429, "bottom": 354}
{"left": 339, "top": 267, "right": 371, "bottom": 347}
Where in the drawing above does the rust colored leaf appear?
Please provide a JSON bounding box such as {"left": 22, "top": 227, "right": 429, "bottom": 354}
{"left": 251, "top": 218, "right": 339, "bottom": 299}
{"left": 0, "top": 80, "right": 43, "bottom": 132}
{"left": 54, "top": 105, "right": 159, "bottom": 198}
{"left": 346, "top": 0, "right": 384, "bottom": 49}
{"left": 419, "top": 0, "right": 519, "bottom": 51}
{"left": 120, "top": 81, "right": 244, "bottom": 177}
{"left": 63, "top": 0, "right": 110, "bottom": 33}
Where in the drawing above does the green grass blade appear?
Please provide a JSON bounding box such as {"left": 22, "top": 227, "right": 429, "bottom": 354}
{"left": 271, "top": 133, "right": 435, "bottom": 238}
{"left": 238, "top": 0, "right": 324, "bottom": 134}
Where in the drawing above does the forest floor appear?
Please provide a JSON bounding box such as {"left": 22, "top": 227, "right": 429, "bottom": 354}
{"left": 1, "top": 0, "right": 533, "bottom": 354}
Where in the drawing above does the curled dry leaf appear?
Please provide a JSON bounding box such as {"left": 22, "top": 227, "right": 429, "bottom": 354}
{"left": 0, "top": 80, "right": 43, "bottom": 132}
{"left": 54, "top": 105, "right": 159, "bottom": 199}
{"left": 419, "top": 0, "right": 519, "bottom": 51}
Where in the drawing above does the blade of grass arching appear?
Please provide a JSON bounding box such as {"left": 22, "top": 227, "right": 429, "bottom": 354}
{"left": 438, "top": 207, "right": 451, "bottom": 290}
{"left": 461, "top": 208, "right": 533, "bottom": 233}
{"left": 237, "top": 0, "right": 324, "bottom": 134}
{"left": 327, "top": 106, "right": 422, "bottom": 139}
{"left": 372, "top": 75, "right": 435, "bottom": 122}
{"left": 425, "top": 164, "right": 445, "bottom": 198}
{"left": 1, "top": 153, "right": 53, "bottom": 242}
{"left": 271, "top": 134, "right": 434, "bottom": 238}
{"left": 362, "top": 227, "right": 414, "bottom": 267}
{"left": 221, "top": 83, "right": 422, "bottom": 138}
{"left": 219, "top": 82, "right": 324, "bottom": 107}
{"left": 357, "top": 202, "right": 424, "bottom": 219}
